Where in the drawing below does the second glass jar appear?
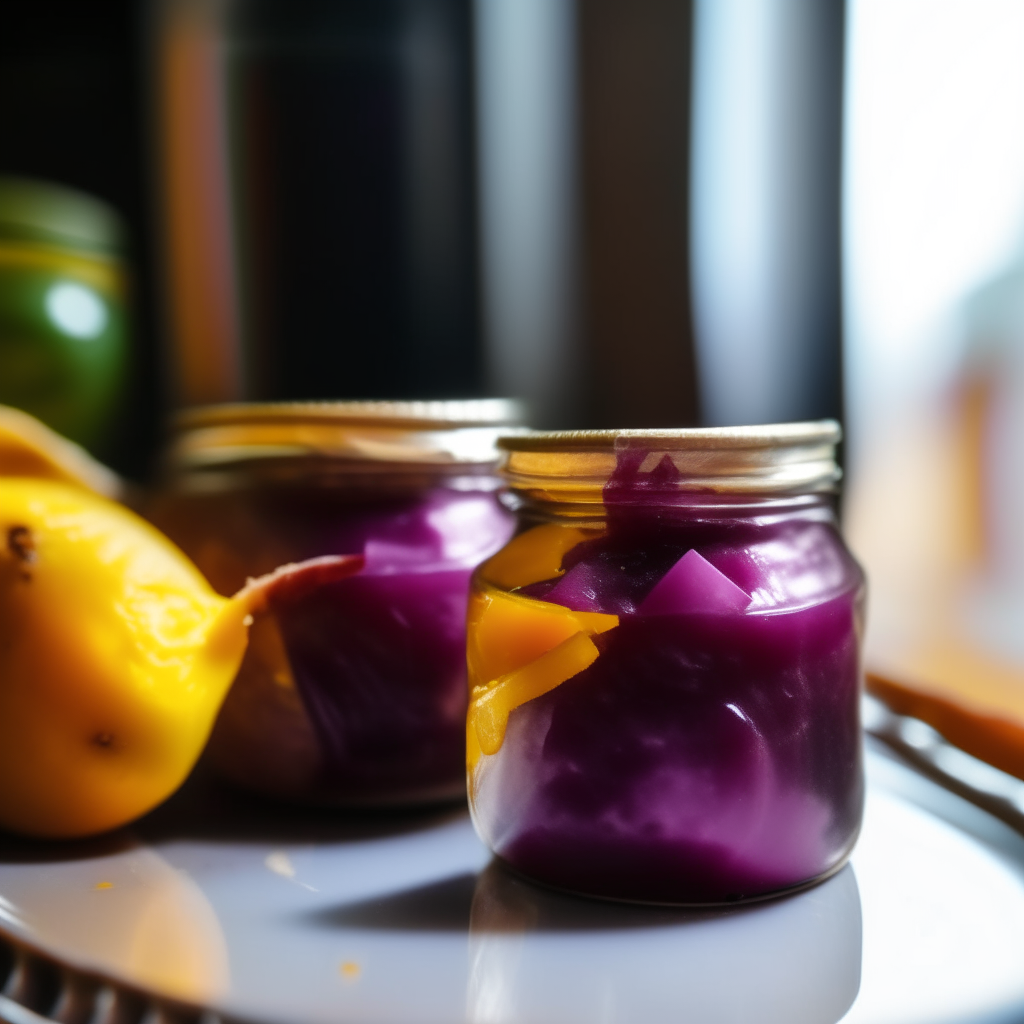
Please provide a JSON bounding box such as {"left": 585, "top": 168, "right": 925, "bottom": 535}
{"left": 148, "top": 400, "right": 519, "bottom": 805}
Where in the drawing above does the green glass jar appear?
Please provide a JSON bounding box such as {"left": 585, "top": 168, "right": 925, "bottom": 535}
{"left": 0, "top": 178, "right": 128, "bottom": 450}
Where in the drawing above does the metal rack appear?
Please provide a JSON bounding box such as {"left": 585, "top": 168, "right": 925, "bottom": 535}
{"left": 0, "top": 933, "right": 232, "bottom": 1024}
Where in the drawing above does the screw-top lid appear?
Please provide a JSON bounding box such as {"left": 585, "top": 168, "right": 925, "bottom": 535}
{"left": 167, "top": 399, "right": 528, "bottom": 471}
{"left": 0, "top": 177, "right": 125, "bottom": 256}
{"left": 498, "top": 421, "right": 842, "bottom": 502}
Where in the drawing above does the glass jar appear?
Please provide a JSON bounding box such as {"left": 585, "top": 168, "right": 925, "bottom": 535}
{"left": 467, "top": 422, "right": 865, "bottom": 904}
{"left": 0, "top": 178, "right": 128, "bottom": 451}
{"left": 147, "top": 399, "right": 520, "bottom": 805}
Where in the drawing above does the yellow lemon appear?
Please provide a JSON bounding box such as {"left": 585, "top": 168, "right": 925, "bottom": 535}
{"left": 0, "top": 475, "right": 361, "bottom": 838}
{"left": 0, "top": 477, "right": 250, "bottom": 837}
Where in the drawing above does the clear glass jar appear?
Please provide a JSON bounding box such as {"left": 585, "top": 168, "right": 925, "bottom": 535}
{"left": 148, "top": 400, "right": 520, "bottom": 805}
{"left": 467, "top": 422, "right": 865, "bottom": 904}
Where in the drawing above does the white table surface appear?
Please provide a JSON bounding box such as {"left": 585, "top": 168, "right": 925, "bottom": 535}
{"left": 1, "top": 740, "right": 1024, "bottom": 1024}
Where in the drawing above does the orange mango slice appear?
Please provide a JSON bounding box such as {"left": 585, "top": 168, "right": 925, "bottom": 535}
{"left": 477, "top": 524, "right": 603, "bottom": 590}
{"left": 467, "top": 586, "right": 618, "bottom": 689}
{"left": 469, "top": 631, "right": 600, "bottom": 767}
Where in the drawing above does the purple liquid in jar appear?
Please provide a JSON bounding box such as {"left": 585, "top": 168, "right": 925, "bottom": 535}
{"left": 273, "top": 487, "right": 514, "bottom": 802}
{"left": 469, "top": 447, "right": 865, "bottom": 903}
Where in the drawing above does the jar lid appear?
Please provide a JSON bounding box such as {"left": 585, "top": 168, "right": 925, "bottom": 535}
{"left": 498, "top": 421, "right": 841, "bottom": 500}
{"left": 0, "top": 177, "right": 125, "bottom": 256}
{"left": 167, "top": 399, "right": 527, "bottom": 470}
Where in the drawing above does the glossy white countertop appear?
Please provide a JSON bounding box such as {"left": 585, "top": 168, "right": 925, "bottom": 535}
{"left": 1, "top": 740, "right": 1023, "bottom": 1024}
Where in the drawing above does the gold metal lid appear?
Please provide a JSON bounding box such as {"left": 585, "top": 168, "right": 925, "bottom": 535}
{"left": 498, "top": 421, "right": 841, "bottom": 501}
{"left": 167, "top": 399, "right": 527, "bottom": 470}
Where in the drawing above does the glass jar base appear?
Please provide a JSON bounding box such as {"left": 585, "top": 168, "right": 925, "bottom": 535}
{"left": 491, "top": 848, "right": 856, "bottom": 909}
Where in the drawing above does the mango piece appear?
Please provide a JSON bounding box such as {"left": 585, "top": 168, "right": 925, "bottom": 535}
{"left": 0, "top": 477, "right": 360, "bottom": 838}
{"left": 467, "top": 585, "right": 618, "bottom": 689}
{"left": 466, "top": 712, "right": 483, "bottom": 774}
{"left": 465, "top": 583, "right": 617, "bottom": 771}
{"left": 469, "top": 631, "right": 600, "bottom": 765}
{"left": 477, "top": 524, "right": 602, "bottom": 590}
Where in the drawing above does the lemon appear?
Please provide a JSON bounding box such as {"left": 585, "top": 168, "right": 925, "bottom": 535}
{"left": 0, "top": 478, "right": 251, "bottom": 837}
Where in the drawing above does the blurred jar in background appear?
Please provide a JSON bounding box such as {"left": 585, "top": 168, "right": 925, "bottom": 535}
{"left": 0, "top": 178, "right": 128, "bottom": 451}
{"left": 147, "top": 399, "right": 519, "bottom": 805}
{"left": 153, "top": 0, "right": 481, "bottom": 408}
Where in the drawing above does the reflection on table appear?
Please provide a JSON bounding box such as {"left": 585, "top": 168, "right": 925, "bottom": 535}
{"left": 467, "top": 859, "right": 862, "bottom": 1024}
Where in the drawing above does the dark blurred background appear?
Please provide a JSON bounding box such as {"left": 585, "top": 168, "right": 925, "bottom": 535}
{"left": 0, "top": 0, "right": 846, "bottom": 478}
{"left": 0, "top": 1, "right": 160, "bottom": 477}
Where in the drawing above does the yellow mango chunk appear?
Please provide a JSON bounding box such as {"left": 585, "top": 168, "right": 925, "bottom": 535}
{"left": 467, "top": 585, "right": 618, "bottom": 689}
{"left": 469, "top": 631, "right": 600, "bottom": 765}
{"left": 466, "top": 713, "right": 483, "bottom": 774}
{"left": 477, "top": 524, "right": 602, "bottom": 589}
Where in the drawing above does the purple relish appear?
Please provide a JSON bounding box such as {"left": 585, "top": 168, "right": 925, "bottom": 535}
{"left": 274, "top": 488, "right": 514, "bottom": 801}
{"left": 470, "top": 448, "right": 865, "bottom": 903}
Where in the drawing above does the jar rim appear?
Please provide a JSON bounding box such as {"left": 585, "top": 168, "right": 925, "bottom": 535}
{"left": 497, "top": 420, "right": 840, "bottom": 452}
{"left": 0, "top": 176, "right": 125, "bottom": 256}
{"left": 497, "top": 420, "right": 842, "bottom": 499}
{"left": 166, "top": 399, "right": 527, "bottom": 472}
{"left": 175, "top": 398, "right": 525, "bottom": 432}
